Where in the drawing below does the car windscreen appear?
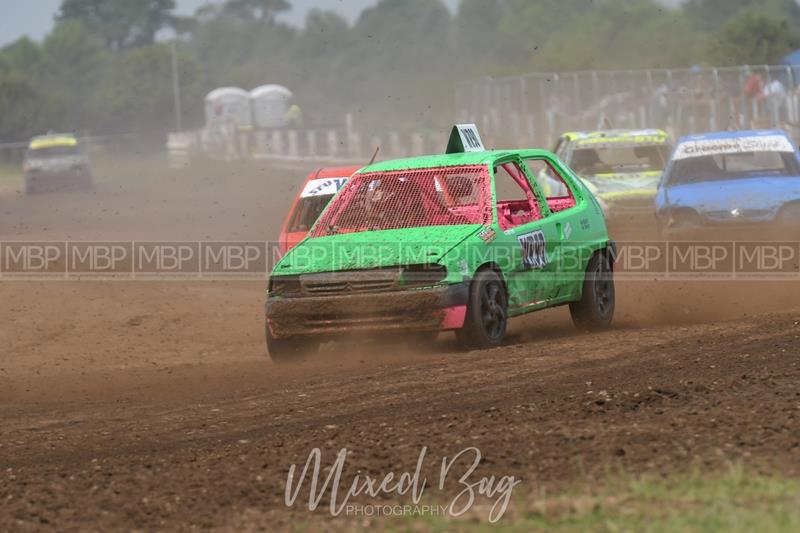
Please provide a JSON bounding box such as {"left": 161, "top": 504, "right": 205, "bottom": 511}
{"left": 287, "top": 195, "right": 335, "bottom": 233}
{"left": 666, "top": 151, "right": 800, "bottom": 185}
{"left": 571, "top": 145, "right": 670, "bottom": 176}
{"left": 26, "top": 145, "right": 82, "bottom": 159}
{"left": 310, "top": 165, "right": 491, "bottom": 237}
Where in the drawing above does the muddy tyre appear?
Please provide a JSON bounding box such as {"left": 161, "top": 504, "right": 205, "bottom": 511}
{"left": 779, "top": 203, "right": 800, "bottom": 221}
{"left": 266, "top": 322, "right": 318, "bottom": 364}
{"left": 456, "top": 269, "right": 508, "bottom": 350}
{"left": 778, "top": 203, "right": 800, "bottom": 238}
{"left": 570, "top": 252, "right": 615, "bottom": 331}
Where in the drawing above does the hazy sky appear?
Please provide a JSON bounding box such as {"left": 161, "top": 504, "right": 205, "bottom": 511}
{"left": 0, "top": 0, "right": 430, "bottom": 47}
{"left": 0, "top": 0, "right": 685, "bottom": 47}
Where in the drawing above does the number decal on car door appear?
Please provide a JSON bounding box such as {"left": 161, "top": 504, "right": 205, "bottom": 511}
{"left": 518, "top": 230, "right": 547, "bottom": 270}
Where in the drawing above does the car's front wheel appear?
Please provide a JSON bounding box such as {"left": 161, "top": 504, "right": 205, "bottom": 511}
{"left": 778, "top": 203, "right": 800, "bottom": 227}
{"left": 570, "top": 252, "right": 615, "bottom": 331}
{"left": 266, "top": 321, "right": 319, "bottom": 364}
{"left": 456, "top": 269, "right": 508, "bottom": 350}
{"left": 776, "top": 204, "right": 800, "bottom": 240}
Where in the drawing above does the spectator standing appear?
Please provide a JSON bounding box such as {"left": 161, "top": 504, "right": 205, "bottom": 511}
{"left": 763, "top": 78, "right": 787, "bottom": 127}
{"left": 743, "top": 70, "right": 764, "bottom": 127}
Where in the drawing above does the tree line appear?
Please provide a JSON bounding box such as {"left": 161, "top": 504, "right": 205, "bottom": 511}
{"left": 1, "top": 0, "right": 799, "bottom": 142}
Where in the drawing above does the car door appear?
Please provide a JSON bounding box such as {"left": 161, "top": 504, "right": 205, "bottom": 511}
{"left": 522, "top": 155, "right": 589, "bottom": 301}
{"left": 488, "top": 156, "right": 561, "bottom": 309}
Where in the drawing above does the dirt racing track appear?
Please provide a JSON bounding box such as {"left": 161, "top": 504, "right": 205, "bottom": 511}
{"left": 0, "top": 160, "right": 799, "bottom": 530}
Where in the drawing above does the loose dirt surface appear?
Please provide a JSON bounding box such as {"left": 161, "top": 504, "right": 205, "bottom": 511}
{"left": 1, "top": 157, "right": 799, "bottom": 531}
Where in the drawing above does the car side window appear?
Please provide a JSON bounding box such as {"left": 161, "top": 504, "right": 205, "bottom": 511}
{"left": 525, "top": 158, "right": 577, "bottom": 214}
{"left": 493, "top": 162, "right": 542, "bottom": 230}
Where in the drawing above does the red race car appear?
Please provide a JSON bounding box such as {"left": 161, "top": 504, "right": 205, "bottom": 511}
{"left": 278, "top": 166, "right": 361, "bottom": 256}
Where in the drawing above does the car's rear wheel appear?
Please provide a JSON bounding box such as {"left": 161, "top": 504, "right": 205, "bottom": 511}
{"left": 456, "top": 269, "right": 508, "bottom": 349}
{"left": 570, "top": 252, "right": 615, "bottom": 331}
{"left": 266, "top": 321, "right": 319, "bottom": 364}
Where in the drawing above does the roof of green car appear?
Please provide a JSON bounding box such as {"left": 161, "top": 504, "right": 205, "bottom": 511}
{"left": 357, "top": 149, "right": 555, "bottom": 173}
{"left": 562, "top": 129, "right": 668, "bottom": 141}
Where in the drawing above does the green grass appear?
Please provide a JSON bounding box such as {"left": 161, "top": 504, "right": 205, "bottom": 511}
{"left": 400, "top": 466, "right": 800, "bottom": 532}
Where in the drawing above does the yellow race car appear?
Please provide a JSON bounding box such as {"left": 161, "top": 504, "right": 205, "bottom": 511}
{"left": 23, "top": 134, "right": 93, "bottom": 194}
{"left": 547, "top": 129, "right": 672, "bottom": 218}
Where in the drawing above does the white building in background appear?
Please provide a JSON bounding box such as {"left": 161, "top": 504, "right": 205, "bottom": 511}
{"left": 204, "top": 87, "right": 252, "bottom": 130}
{"left": 250, "top": 85, "right": 293, "bottom": 129}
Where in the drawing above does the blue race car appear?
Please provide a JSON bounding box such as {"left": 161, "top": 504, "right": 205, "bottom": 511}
{"left": 656, "top": 130, "right": 800, "bottom": 234}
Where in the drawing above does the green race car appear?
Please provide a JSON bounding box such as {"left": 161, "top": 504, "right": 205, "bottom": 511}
{"left": 550, "top": 129, "right": 672, "bottom": 217}
{"left": 266, "top": 126, "right": 615, "bottom": 362}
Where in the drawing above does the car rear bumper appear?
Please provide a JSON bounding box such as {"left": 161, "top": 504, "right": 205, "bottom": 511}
{"left": 266, "top": 282, "right": 469, "bottom": 339}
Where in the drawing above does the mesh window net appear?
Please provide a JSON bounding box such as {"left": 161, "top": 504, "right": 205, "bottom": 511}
{"left": 311, "top": 165, "right": 491, "bottom": 237}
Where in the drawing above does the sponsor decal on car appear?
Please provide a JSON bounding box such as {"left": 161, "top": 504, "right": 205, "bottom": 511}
{"left": 673, "top": 135, "right": 795, "bottom": 160}
{"left": 301, "top": 177, "right": 349, "bottom": 198}
{"left": 29, "top": 136, "right": 78, "bottom": 150}
{"left": 563, "top": 222, "right": 573, "bottom": 240}
{"left": 576, "top": 134, "right": 667, "bottom": 147}
{"left": 478, "top": 227, "right": 497, "bottom": 244}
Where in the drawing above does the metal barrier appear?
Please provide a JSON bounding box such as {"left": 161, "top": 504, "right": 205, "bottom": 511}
{"left": 7, "top": 66, "right": 800, "bottom": 168}
{"left": 183, "top": 125, "right": 442, "bottom": 167}
{"left": 455, "top": 65, "right": 800, "bottom": 147}
{"left": 2, "top": 126, "right": 443, "bottom": 171}
{"left": 0, "top": 133, "right": 158, "bottom": 167}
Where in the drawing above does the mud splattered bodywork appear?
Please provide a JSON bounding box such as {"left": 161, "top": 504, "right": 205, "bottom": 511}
{"left": 267, "top": 149, "right": 613, "bottom": 341}
{"left": 552, "top": 129, "right": 671, "bottom": 216}
{"left": 267, "top": 278, "right": 468, "bottom": 337}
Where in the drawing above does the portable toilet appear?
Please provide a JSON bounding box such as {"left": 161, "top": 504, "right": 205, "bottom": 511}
{"left": 205, "top": 87, "right": 252, "bottom": 130}
{"left": 250, "top": 85, "right": 293, "bottom": 129}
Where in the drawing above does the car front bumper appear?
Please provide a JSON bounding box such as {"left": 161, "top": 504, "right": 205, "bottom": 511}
{"left": 266, "top": 282, "right": 469, "bottom": 339}
{"left": 26, "top": 169, "right": 91, "bottom": 189}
